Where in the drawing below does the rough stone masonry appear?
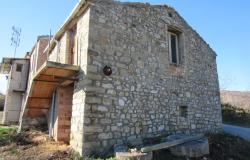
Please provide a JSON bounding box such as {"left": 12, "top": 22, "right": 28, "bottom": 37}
{"left": 47, "top": 0, "right": 222, "bottom": 156}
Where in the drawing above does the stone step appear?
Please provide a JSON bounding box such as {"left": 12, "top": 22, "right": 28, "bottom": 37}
{"left": 140, "top": 134, "right": 203, "bottom": 153}
{"left": 169, "top": 137, "right": 209, "bottom": 158}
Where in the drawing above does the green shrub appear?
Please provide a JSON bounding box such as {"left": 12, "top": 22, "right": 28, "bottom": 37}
{"left": 222, "top": 103, "right": 250, "bottom": 127}
{"left": 0, "top": 93, "right": 4, "bottom": 111}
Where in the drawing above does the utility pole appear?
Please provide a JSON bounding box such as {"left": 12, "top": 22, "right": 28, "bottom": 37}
{"left": 11, "top": 26, "right": 21, "bottom": 57}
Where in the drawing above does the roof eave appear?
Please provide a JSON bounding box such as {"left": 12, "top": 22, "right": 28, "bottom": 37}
{"left": 48, "top": 0, "right": 87, "bottom": 53}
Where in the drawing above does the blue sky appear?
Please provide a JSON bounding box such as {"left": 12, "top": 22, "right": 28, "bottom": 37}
{"left": 0, "top": 0, "right": 250, "bottom": 93}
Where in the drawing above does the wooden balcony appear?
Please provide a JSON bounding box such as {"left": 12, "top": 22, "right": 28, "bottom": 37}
{"left": 25, "top": 61, "right": 79, "bottom": 118}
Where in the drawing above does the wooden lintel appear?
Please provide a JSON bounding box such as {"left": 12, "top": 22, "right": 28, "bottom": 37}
{"left": 141, "top": 135, "right": 203, "bottom": 153}
{"left": 28, "top": 107, "right": 49, "bottom": 110}
{"left": 38, "top": 74, "right": 78, "bottom": 82}
{"left": 29, "top": 97, "right": 52, "bottom": 99}
{"left": 46, "top": 61, "right": 79, "bottom": 71}
{"left": 34, "top": 79, "right": 59, "bottom": 84}
{"left": 54, "top": 76, "right": 78, "bottom": 81}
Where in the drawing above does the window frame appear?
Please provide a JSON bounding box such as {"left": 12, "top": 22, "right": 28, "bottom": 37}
{"left": 179, "top": 106, "right": 188, "bottom": 118}
{"left": 168, "top": 31, "right": 179, "bottom": 65}
{"left": 16, "top": 63, "right": 23, "bottom": 72}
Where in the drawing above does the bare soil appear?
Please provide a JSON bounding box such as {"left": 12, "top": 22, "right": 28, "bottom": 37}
{"left": 0, "top": 126, "right": 79, "bottom": 160}
{"left": 1, "top": 126, "right": 250, "bottom": 160}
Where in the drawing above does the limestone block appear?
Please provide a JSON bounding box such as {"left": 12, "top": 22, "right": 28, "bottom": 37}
{"left": 119, "top": 99, "right": 125, "bottom": 106}
{"left": 116, "top": 151, "right": 153, "bottom": 160}
{"left": 170, "top": 138, "right": 209, "bottom": 158}
{"left": 85, "top": 97, "right": 102, "bottom": 104}
{"left": 127, "top": 136, "right": 143, "bottom": 146}
{"left": 98, "top": 132, "right": 112, "bottom": 139}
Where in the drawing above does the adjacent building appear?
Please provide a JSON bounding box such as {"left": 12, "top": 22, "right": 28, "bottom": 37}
{"left": 0, "top": 0, "right": 222, "bottom": 157}
{"left": 0, "top": 57, "right": 29, "bottom": 124}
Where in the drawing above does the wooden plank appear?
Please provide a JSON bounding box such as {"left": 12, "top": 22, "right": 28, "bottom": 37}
{"left": 54, "top": 76, "right": 78, "bottom": 81}
{"left": 36, "top": 74, "right": 58, "bottom": 82}
{"left": 141, "top": 135, "right": 203, "bottom": 153}
{"left": 44, "top": 68, "right": 75, "bottom": 77}
{"left": 31, "top": 83, "right": 56, "bottom": 98}
{"left": 60, "top": 80, "right": 74, "bottom": 86}
{"left": 34, "top": 79, "right": 60, "bottom": 84}
{"left": 46, "top": 61, "right": 79, "bottom": 71}
{"left": 33, "top": 61, "right": 79, "bottom": 80}
{"left": 28, "top": 107, "right": 50, "bottom": 109}
{"left": 29, "top": 97, "right": 52, "bottom": 99}
{"left": 28, "top": 98, "right": 51, "bottom": 109}
{"left": 27, "top": 108, "right": 48, "bottom": 118}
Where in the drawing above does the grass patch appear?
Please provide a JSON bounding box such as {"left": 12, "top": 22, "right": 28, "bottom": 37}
{"left": 0, "top": 125, "right": 17, "bottom": 146}
{"left": 207, "top": 132, "right": 250, "bottom": 160}
{"left": 222, "top": 103, "right": 250, "bottom": 128}
{"left": 10, "top": 148, "right": 20, "bottom": 155}
{"left": 0, "top": 125, "right": 17, "bottom": 135}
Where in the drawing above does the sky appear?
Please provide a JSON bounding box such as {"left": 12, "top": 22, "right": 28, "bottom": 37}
{"left": 0, "top": 0, "right": 250, "bottom": 93}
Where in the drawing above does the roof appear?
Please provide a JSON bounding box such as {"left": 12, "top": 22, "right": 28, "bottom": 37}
{"left": 47, "top": 0, "right": 87, "bottom": 53}
{"left": 46, "top": 0, "right": 216, "bottom": 56}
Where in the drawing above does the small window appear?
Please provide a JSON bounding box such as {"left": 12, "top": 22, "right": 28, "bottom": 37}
{"left": 16, "top": 64, "right": 23, "bottom": 72}
{"left": 168, "top": 32, "right": 179, "bottom": 64}
{"left": 180, "top": 106, "right": 188, "bottom": 118}
{"left": 168, "top": 12, "right": 173, "bottom": 18}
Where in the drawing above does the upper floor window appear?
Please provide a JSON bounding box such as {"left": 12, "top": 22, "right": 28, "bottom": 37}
{"left": 16, "top": 64, "right": 23, "bottom": 72}
{"left": 168, "top": 31, "right": 179, "bottom": 65}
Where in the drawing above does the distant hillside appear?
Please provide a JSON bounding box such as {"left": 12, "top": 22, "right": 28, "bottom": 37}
{"left": 0, "top": 93, "right": 4, "bottom": 111}
{"left": 220, "top": 90, "right": 250, "bottom": 110}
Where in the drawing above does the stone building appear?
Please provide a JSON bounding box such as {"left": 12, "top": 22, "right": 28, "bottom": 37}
{"left": 1, "top": 0, "right": 222, "bottom": 157}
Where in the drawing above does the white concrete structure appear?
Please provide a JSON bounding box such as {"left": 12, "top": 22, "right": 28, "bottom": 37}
{"left": 0, "top": 58, "right": 29, "bottom": 124}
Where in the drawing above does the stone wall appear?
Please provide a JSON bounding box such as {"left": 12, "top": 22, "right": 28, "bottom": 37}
{"left": 70, "top": 7, "right": 90, "bottom": 154}
{"left": 75, "top": 0, "right": 222, "bottom": 156}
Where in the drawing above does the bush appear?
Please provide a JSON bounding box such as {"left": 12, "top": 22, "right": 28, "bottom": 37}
{"left": 0, "top": 93, "right": 4, "bottom": 111}
{"left": 222, "top": 103, "right": 250, "bottom": 127}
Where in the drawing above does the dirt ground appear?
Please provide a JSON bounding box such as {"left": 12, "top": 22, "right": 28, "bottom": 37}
{"left": 1, "top": 125, "right": 250, "bottom": 160}
{"left": 0, "top": 126, "right": 79, "bottom": 160}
